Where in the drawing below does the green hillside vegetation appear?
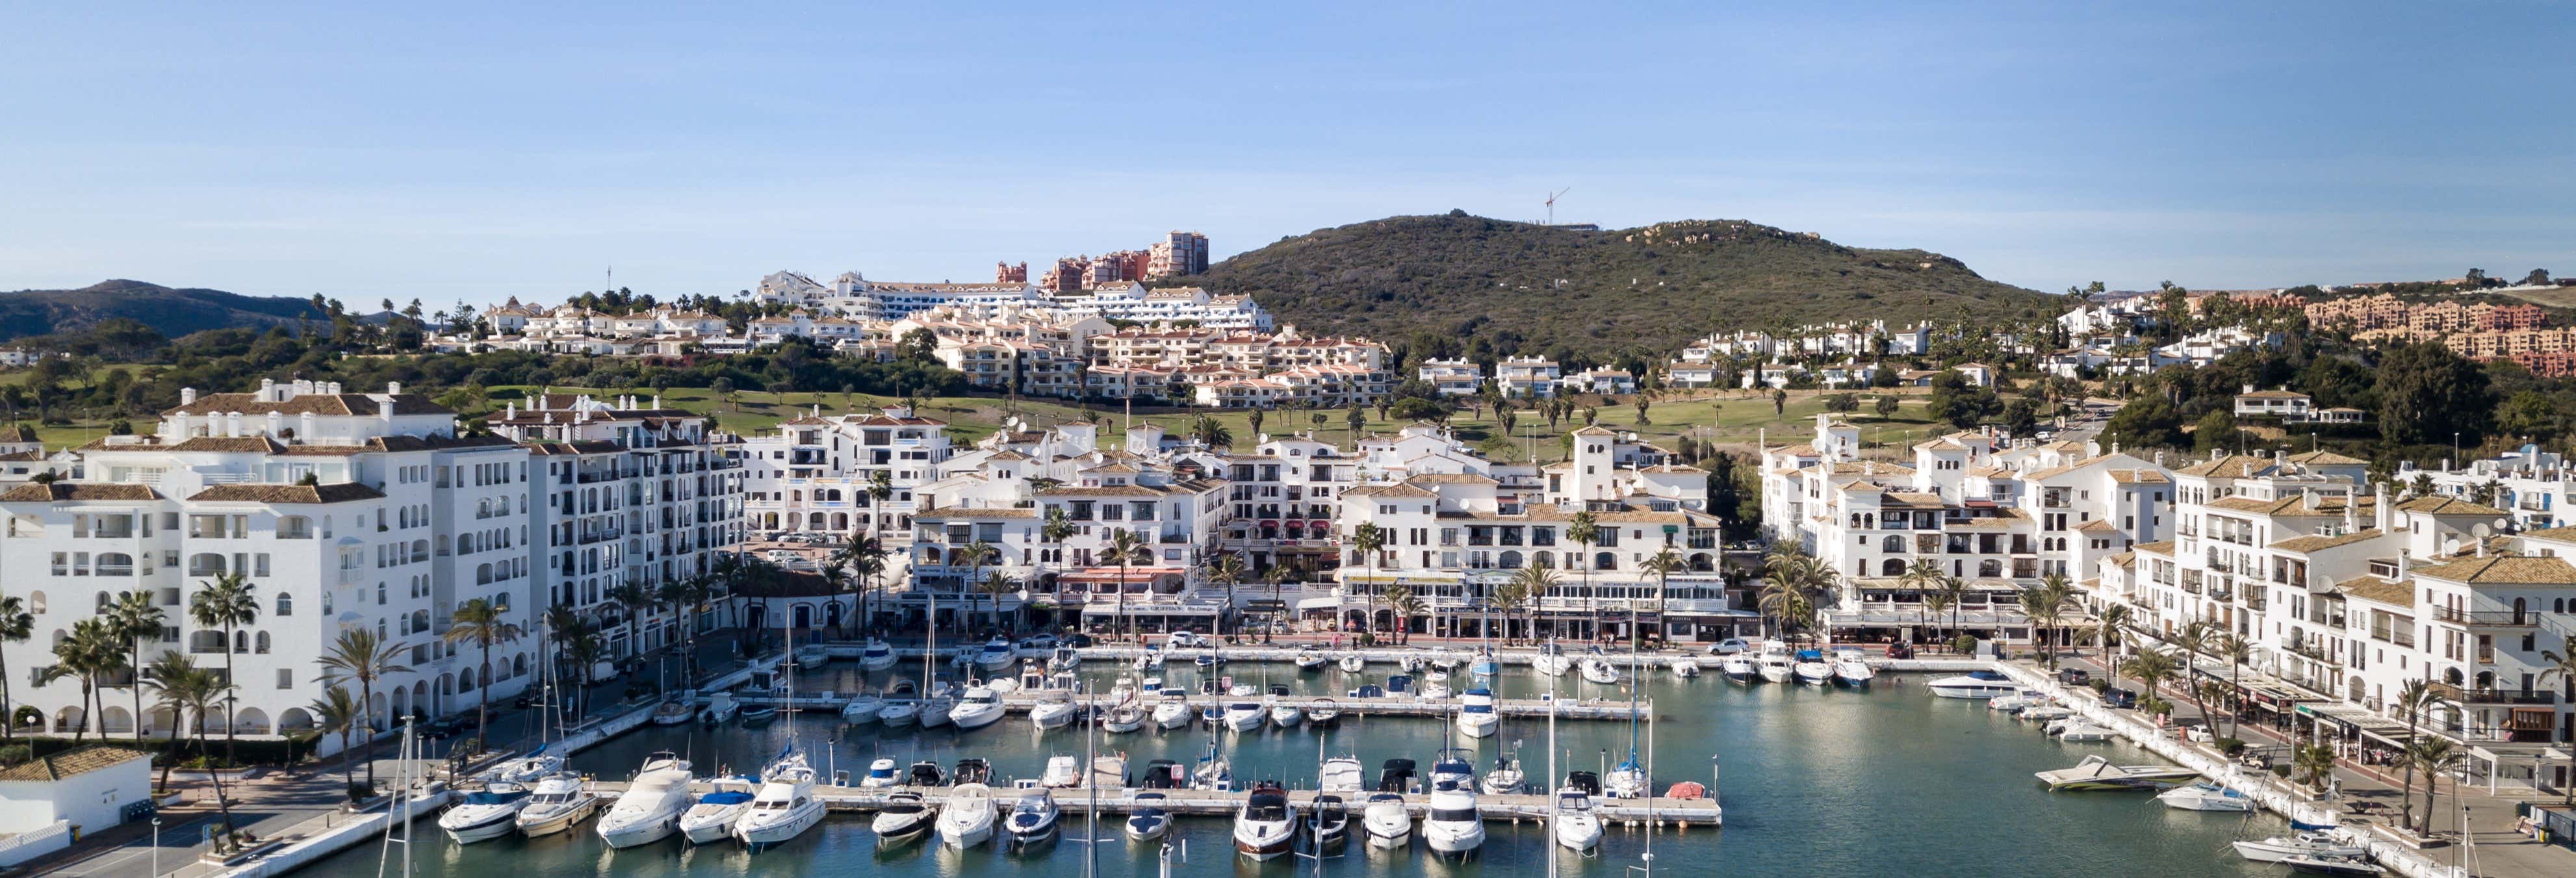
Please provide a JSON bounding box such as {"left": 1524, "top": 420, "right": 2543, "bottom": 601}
{"left": 1172, "top": 212, "right": 2057, "bottom": 362}
{"left": 0, "top": 279, "right": 326, "bottom": 342}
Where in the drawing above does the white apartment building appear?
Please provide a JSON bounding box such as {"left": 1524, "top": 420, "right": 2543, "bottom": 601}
{"left": 1417, "top": 359, "right": 1484, "bottom": 397}
{"left": 2403, "top": 450, "right": 2576, "bottom": 531}
{"left": 736, "top": 406, "right": 954, "bottom": 544}
{"left": 1496, "top": 357, "right": 1562, "bottom": 399}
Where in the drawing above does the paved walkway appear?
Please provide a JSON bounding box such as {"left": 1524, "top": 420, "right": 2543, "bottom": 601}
{"left": 2052, "top": 652, "right": 2570, "bottom": 877}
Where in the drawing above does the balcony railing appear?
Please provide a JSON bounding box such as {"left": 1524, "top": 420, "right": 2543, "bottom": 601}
{"left": 2430, "top": 607, "right": 2540, "bottom": 628}
{"left": 2430, "top": 683, "right": 2555, "bottom": 705}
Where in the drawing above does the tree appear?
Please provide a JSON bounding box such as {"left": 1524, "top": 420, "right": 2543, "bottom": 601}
{"left": 1507, "top": 565, "right": 1558, "bottom": 643}
{"left": 2093, "top": 603, "right": 2132, "bottom": 671}
{"left": 2100, "top": 395, "right": 2185, "bottom": 451}
{"left": 1350, "top": 522, "right": 1385, "bottom": 571}
{"left": 2375, "top": 341, "right": 2493, "bottom": 446}
{"left": 2523, "top": 268, "right": 2553, "bottom": 287}
{"left": 2191, "top": 409, "right": 2239, "bottom": 455}
{"left": 1873, "top": 394, "right": 1900, "bottom": 420}
{"left": 1105, "top": 529, "right": 1153, "bottom": 641}
{"left": 1567, "top": 512, "right": 1601, "bottom": 639}
{"left": 2017, "top": 575, "right": 2076, "bottom": 669}
{"left": 144, "top": 654, "right": 238, "bottom": 834}
{"left": 1770, "top": 388, "right": 1788, "bottom": 417}
{"left": 977, "top": 571, "right": 1017, "bottom": 634}
{"left": 44, "top": 620, "right": 122, "bottom": 742}
{"left": 315, "top": 628, "right": 409, "bottom": 791}
{"left": 1383, "top": 585, "right": 1425, "bottom": 645}
{"left": 1190, "top": 414, "right": 1233, "bottom": 449}
{"left": 2167, "top": 622, "right": 2218, "bottom": 730}
{"left": 1758, "top": 545, "right": 1837, "bottom": 645}
{"left": 2495, "top": 391, "right": 2563, "bottom": 442}
{"left": 0, "top": 593, "right": 29, "bottom": 742}
{"left": 1638, "top": 548, "right": 1683, "bottom": 650}
{"left": 2403, "top": 736, "right": 2464, "bottom": 834}
{"left": 1822, "top": 393, "right": 1858, "bottom": 415}
{"left": 2215, "top": 632, "right": 2251, "bottom": 740}
{"left": 106, "top": 589, "right": 165, "bottom": 742}
{"left": 308, "top": 686, "right": 364, "bottom": 799}
{"left": 1633, "top": 396, "right": 1651, "bottom": 424}
{"left": 188, "top": 571, "right": 260, "bottom": 761}
{"left": 2391, "top": 678, "right": 2434, "bottom": 828}
{"left": 1345, "top": 406, "right": 1367, "bottom": 438}
{"left": 2295, "top": 742, "right": 2338, "bottom": 792}
{"left": 1387, "top": 397, "right": 1448, "bottom": 422}
{"left": 1205, "top": 554, "right": 1247, "bottom": 637}
{"left": 710, "top": 376, "right": 737, "bottom": 412}
{"left": 1925, "top": 372, "right": 1998, "bottom": 430}
{"left": 443, "top": 599, "right": 521, "bottom": 751}
{"left": 2120, "top": 649, "right": 2180, "bottom": 719}
{"left": 959, "top": 539, "right": 1000, "bottom": 636}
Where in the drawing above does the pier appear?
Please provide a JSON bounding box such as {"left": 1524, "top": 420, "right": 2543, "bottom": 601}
{"left": 587, "top": 780, "right": 1723, "bottom": 827}
{"left": 725, "top": 690, "right": 1651, "bottom": 721}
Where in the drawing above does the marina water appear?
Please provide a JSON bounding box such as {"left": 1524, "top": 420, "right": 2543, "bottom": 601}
{"left": 306, "top": 662, "right": 2292, "bottom": 877}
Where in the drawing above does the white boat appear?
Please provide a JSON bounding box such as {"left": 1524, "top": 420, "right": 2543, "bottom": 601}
{"left": 597, "top": 763, "right": 695, "bottom": 848}
{"left": 1990, "top": 691, "right": 2042, "bottom": 712}
{"left": 677, "top": 786, "right": 756, "bottom": 844}
{"left": 1832, "top": 655, "right": 1875, "bottom": 686}
{"left": 1319, "top": 756, "right": 1365, "bottom": 794}
{"left": 1042, "top": 755, "right": 1083, "bottom": 788}
{"left": 1926, "top": 670, "right": 2020, "bottom": 699}
{"left": 1048, "top": 645, "right": 1081, "bottom": 671}
{"left": 1101, "top": 704, "right": 1146, "bottom": 734}
{"left": 1605, "top": 757, "right": 1647, "bottom": 799}
{"left": 1756, "top": 641, "right": 1795, "bottom": 683}
{"left": 482, "top": 749, "right": 565, "bottom": 786}
{"left": 1152, "top": 690, "right": 1194, "bottom": 729}
{"left": 1308, "top": 699, "right": 1342, "bottom": 727}
{"left": 1269, "top": 700, "right": 1304, "bottom": 728}
{"left": 2282, "top": 854, "right": 2383, "bottom": 876}
{"left": 1470, "top": 649, "right": 1501, "bottom": 678}
{"left": 870, "top": 791, "right": 936, "bottom": 844}
{"left": 1233, "top": 784, "right": 1297, "bottom": 860}
{"left": 879, "top": 697, "right": 921, "bottom": 727}
{"left": 1479, "top": 755, "right": 1523, "bottom": 795}
{"left": 1422, "top": 783, "right": 1485, "bottom": 860}
{"left": 1362, "top": 793, "right": 1413, "bottom": 848}
{"left": 1339, "top": 654, "right": 1367, "bottom": 674}
{"left": 1580, "top": 657, "right": 1622, "bottom": 685}
{"left": 841, "top": 691, "right": 884, "bottom": 724}
{"left": 1791, "top": 650, "right": 1835, "bottom": 685}
{"left": 794, "top": 643, "right": 829, "bottom": 669}
{"left": 513, "top": 773, "right": 600, "bottom": 837}
{"left": 1531, "top": 645, "right": 1575, "bottom": 677}
{"left": 859, "top": 757, "right": 903, "bottom": 788}
{"left": 1222, "top": 701, "right": 1267, "bottom": 732}
{"left": 975, "top": 638, "right": 1018, "bottom": 672}
{"left": 919, "top": 682, "right": 957, "bottom": 729}
{"left": 438, "top": 782, "right": 532, "bottom": 843}
{"left": 1226, "top": 682, "right": 1257, "bottom": 698}
{"left": 1125, "top": 792, "right": 1172, "bottom": 841}
{"left": 1419, "top": 679, "right": 1453, "bottom": 699}
{"left": 1719, "top": 654, "right": 1758, "bottom": 683}
{"left": 1456, "top": 688, "right": 1501, "bottom": 739}
{"left": 734, "top": 754, "right": 826, "bottom": 849}
{"left": 858, "top": 638, "right": 897, "bottom": 671}
{"left": 936, "top": 782, "right": 998, "bottom": 848}
{"left": 2158, "top": 781, "right": 2255, "bottom": 812}
{"left": 698, "top": 691, "right": 740, "bottom": 725}
{"left": 1003, "top": 789, "right": 1062, "bottom": 849}
{"left": 1029, "top": 690, "right": 1079, "bottom": 730}
{"left": 2020, "top": 704, "right": 2074, "bottom": 722}
{"left": 949, "top": 686, "right": 1007, "bottom": 729}
{"left": 1294, "top": 649, "right": 1326, "bottom": 671}
{"left": 1552, "top": 788, "right": 1603, "bottom": 852}
{"left": 1399, "top": 654, "right": 1426, "bottom": 673}
{"left": 1670, "top": 657, "right": 1702, "bottom": 678}
{"left": 2035, "top": 755, "right": 2199, "bottom": 791}
{"left": 2232, "top": 832, "right": 2369, "bottom": 863}
{"left": 649, "top": 699, "right": 693, "bottom": 726}
{"left": 2056, "top": 721, "right": 2116, "bottom": 742}
{"left": 1192, "top": 742, "right": 1235, "bottom": 792}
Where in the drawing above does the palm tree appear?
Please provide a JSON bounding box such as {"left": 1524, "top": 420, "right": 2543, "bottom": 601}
{"left": 1350, "top": 522, "right": 1385, "bottom": 571}
{"left": 315, "top": 628, "right": 409, "bottom": 791}
{"left": 1510, "top": 566, "right": 1558, "bottom": 643}
{"left": 1900, "top": 558, "right": 1942, "bottom": 639}
{"left": 1640, "top": 547, "right": 1684, "bottom": 651}
{"left": 817, "top": 558, "right": 851, "bottom": 638}
{"left": 1105, "top": 529, "right": 1151, "bottom": 641}
{"left": 2167, "top": 621, "right": 2217, "bottom": 732}
{"left": 0, "top": 593, "right": 29, "bottom": 742}
{"left": 1934, "top": 572, "right": 1969, "bottom": 647}
{"left": 2392, "top": 677, "right": 2436, "bottom": 827}
{"left": 2120, "top": 649, "right": 2181, "bottom": 721}
{"left": 655, "top": 578, "right": 704, "bottom": 683}
{"left": 1758, "top": 546, "right": 1839, "bottom": 645}
{"left": 1920, "top": 588, "right": 1957, "bottom": 647}
{"left": 2215, "top": 632, "right": 2252, "bottom": 739}
{"left": 144, "top": 654, "right": 238, "bottom": 836}
{"left": 2403, "top": 736, "right": 2466, "bottom": 835}
{"left": 2294, "top": 742, "right": 2339, "bottom": 792}
{"left": 1190, "top": 414, "right": 1233, "bottom": 450}
{"left": 45, "top": 619, "right": 124, "bottom": 742}
{"left": 188, "top": 572, "right": 258, "bottom": 763}
{"left": 2017, "top": 574, "right": 2076, "bottom": 669}
{"left": 976, "top": 571, "right": 1017, "bottom": 634}
{"left": 308, "top": 686, "right": 364, "bottom": 799}
{"left": 1567, "top": 512, "right": 1601, "bottom": 641}
{"left": 843, "top": 537, "right": 888, "bottom": 636}
{"left": 959, "top": 539, "right": 999, "bottom": 636}
{"left": 106, "top": 590, "right": 164, "bottom": 742}
{"left": 140, "top": 651, "right": 199, "bottom": 790}
{"left": 2093, "top": 603, "right": 2132, "bottom": 670}
{"left": 1385, "top": 585, "right": 1426, "bottom": 645}
{"left": 604, "top": 582, "right": 654, "bottom": 654}
{"left": 443, "top": 599, "right": 521, "bottom": 751}
{"left": 1205, "top": 554, "right": 1246, "bottom": 638}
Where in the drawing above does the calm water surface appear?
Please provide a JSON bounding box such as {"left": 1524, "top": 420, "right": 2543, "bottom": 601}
{"left": 312, "top": 660, "right": 2287, "bottom": 877}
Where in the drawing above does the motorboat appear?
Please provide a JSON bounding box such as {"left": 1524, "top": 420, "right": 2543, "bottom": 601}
{"left": 859, "top": 638, "right": 898, "bottom": 671}
{"left": 1456, "top": 688, "right": 1500, "bottom": 739}
{"left": 1757, "top": 641, "right": 1796, "bottom": 684}
{"left": 597, "top": 762, "right": 695, "bottom": 848}
{"left": 870, "top": 791, "right": 936, "bottom": 844}
{"left": 1232, "top": 784, "right": 1296, "bottom": 861}
{"left": 1346, "top": 683, "right": 1386, "bottom": 700}
{"left": 1006, "top": 662, "right": 1043, "bottom": 693}
{"left": 1428, "top": 749, "right": 1476, "bottom": 792}
{"left": 1090, "top": 755, "right": 1129, "bottom": 790}
{"left": 2020, "top": 704, "right": 2074, "bottom": 722}
{"left": 1003, "top": 789, "right": 1062, "bottom": 849}
{"left": 1308, "top": 698, "right": 1342, "bottom": 728}
{"left": 1470, "top": 649, "right": 1500, "bottom": 678}
{"left": 936, "top": 782, "right": 998, "bottom": 848}
{"left": 953, "top": 758, "right": 994, "bottom": 786}
{"left": 905, "top": 760, "right": 946, "bottom": 787}
{"left": 1101, "top": 703, "right": 1146, "bottom": 734}
{"left": 649, "top": 698, "right": 693, "bottom": 726}
{"left": 1295, "top": 648, "right": 1327, "bottom": 671}
{"left": 738, "top": 703, "right": 780, "bottom": 727}
{"left": 1029, "top": 690, "right": 1079, "bottom": 730}
{"left": 1926, "top": 669, "right": 2021, "bottom": 699}
{"left": 1222, "top": 701, "right": 1267, "bottom": 732}
{"left": 1791, "top": 649, "right": 1835, "bottom": 685}
{"left": 1531, "top": 645, "right": 1575, "bottom": 677}
{"left": 1419, "top": 678, "right": 1454, "bottom": 699}
{"left": 438, "top": 782, "right": 531, "bottom": 843}
{"left": 1427, "top": 667, "right": 1452, "bottom": 686}
{"left": 1606, "top": 756, "right": 1647, "bottom": 799}
{"left": 2282, "top": 855, "right": 2382, "bottom": 876}
{"left": 1042, "top": 755, "right": 1083, "bottom": 788}
{"left": 1362, "top": 793, "right": 1413, "bottom": 849}
{"left": 1339, "top": 654, "right": 1368, "bottom": 674}
{"left": 1386, "top": 674, "right": 1414, "bottom": 697}
{"left": 734, "top": 754, "right": 826, "bottom": 850}
{"left": 1130, "top": 653, "right": 1153, "bottom": 673}
{"left": 1579, "top": 657, "right": 1623, "bottom": 685}
{"left": 1480, "top": 755, "right": 1524, "bottom": 795}
{"left": 1990, "top": 691, "right": 2043, "bottom": 712}
{"left": 1719, "top": 654, "right": 1758, "bottom": 683}
{"left": 2035, "top": 755, "right": 2200, "bottom": 791}
{"left": 794, "top": 643, "right": 829, "bottom": 669}
{"left": 513, "top": 773, "right": 600, "bottom": 837}
{"left": 879, "top": 681, "right": 922, "bottom": 727}
{"left": 1422, "top": 782, "right": 1486, "bottom": 860}
{"left": 948, "top": 686, "right": 1006, "bottom": 729}
{"left": 698, "top": 692, "right": 740, "bottom": 725}
{"left": 1226, "top": 682, "right": 1258, "bottom": 698}
{"left": 1311, "top": 794, "right": 1352, "bottom": 849}
{"left": 2157, "top": 781, "right": 2255, "bottom": 812}
{"left": 841, "top": 691, "right": 884, "bottom": 725}
{"left": 1376, "top": 758, "right": 1418, "bottom": 794}
{"left": 677, "top": 786, "right": 756, "bottom": 844}
{"left": 2232, "top": 832, "right": 2369, "bottom": 863}
{"left": 1269, "top": 699, "right": 1304, "bottom": 729}
{"left": 1139, "top": 759, "right": 1187, "bottom": 790}
{"left": 975, "top": 637, "right": 1018, "bottom": 672}
{"left": 1125, "top": 792, "right": 1173, "bottom": 841}
{"left": 859, "top": 757, "right": 902, "bottom": 788}
{"left": 1552, "top": 787, "right": 1603, "bottom": 851}
{"left": 2056, "top": 721, "right": 2116, "bottom": 742}
{"left": 1430, "top": 652, "right": 1463, "bottom": 671}
{"left": 481, "top": 748, "right": 563, "bottom": 786}
{"left": 1670, "top": 656, "right": 1702, "bottom": 678}
{"left": 1831, "top": 651, "right": 1875, "bottom": 686}
{"left": 1048, "top": 645, "right": 1081, "bottom": 671}
{"left": 1152, "top": 690, "right": 1194, "bottom": 730}
{"left": 919, "top": 682, "right": 957, "bottom": 729}
{"left": 1320, "top": 755, "right": 1365, "bottom": 793}
{"left": 1399, "top": 654, "right": 1426, "bottom": 673}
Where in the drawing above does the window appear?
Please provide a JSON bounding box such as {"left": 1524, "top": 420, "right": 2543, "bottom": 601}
{"left": 277, "top": 669, "right": 292, "bottom": 690}
{"left": 276, "top": 593, "right": 292, "bottom": 616}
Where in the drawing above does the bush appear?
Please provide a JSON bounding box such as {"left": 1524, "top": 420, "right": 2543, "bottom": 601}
{"left": 6, "top": 733, "right": 322, "bottom": 767}
{"left": 348, "top": 781, "right": 374, "bottom": 803}
{"left": 1951, "top": 634, "right": 1977, "bottom": 655}
{"left": 2269, "top": 764, "right": 2293, "bottom": 779}
{"left": 2088, "top": 678, "right": 2112, "bottom": 695}
{"left": 2214, "top": 737, "right": 2247, "bottom": 756}
{"left": 0, "top": 743, "right": 30, "bottom": 767}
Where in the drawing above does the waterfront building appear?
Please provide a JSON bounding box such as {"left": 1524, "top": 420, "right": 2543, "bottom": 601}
{"left": 735, "top": 406, "right": 953, "bottom": 544}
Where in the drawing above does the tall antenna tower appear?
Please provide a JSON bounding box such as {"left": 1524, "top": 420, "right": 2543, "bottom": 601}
{"left": 1545, "top": 188, "right": 1571, "bottom": 226}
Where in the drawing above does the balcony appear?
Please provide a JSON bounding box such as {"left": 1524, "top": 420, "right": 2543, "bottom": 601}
{"left": 2430, "top": 683, "right": 2555, "bottom": 706}
{"left": 2430, "top": 607, "right": 2540, "bottom": 628}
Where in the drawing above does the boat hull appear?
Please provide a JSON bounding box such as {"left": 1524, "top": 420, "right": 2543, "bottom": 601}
{"left": 598, "top": 812, "right": 683, "bottom": 849}
{"left": 439, "top": 808, "right": 522, "bottom": 844}
{"left": 515, "top": 799, "right": 599, "bottom": 837}
{"left": 679, "top": 808, "right": 747, "bottom": 844}
{"left": 735, "top": 805, "right": 825, "bottom": 850}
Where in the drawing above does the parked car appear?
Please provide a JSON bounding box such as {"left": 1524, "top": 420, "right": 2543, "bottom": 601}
{"left": 1705, "top": 638, "right": 1751, "bottom": 656}
{"left": 2058, "top": 667, "right": 2090, "bottom": 686}
{"left": 2102, "top": 687, "right": 2138, "bottom": 709}
{"left": 1883, "top": 642, "right": 1914, "bottom": 660}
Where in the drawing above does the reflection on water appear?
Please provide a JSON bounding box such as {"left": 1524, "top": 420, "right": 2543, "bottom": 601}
{"left": 322, "top": 660, "right": 2287, "bottom": 877}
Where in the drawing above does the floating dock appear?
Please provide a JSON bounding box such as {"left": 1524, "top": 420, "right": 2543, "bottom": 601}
{"left": 723, "top": 690, "right": 1648, "bottom": 721}
{"left": 589, "top": 780, "right": 1721, "bottom": 827}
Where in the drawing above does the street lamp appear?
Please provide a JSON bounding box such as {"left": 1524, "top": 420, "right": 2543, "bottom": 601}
{"left": 150, "top": 817, "right": 161, "bottom": 877}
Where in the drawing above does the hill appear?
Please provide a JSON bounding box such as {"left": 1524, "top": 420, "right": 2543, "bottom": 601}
{"left": 0, "top": 279, "right": 326, "bottom": 342}
{"left": 1175, "top": 213, "right": 2055, "bottom": 356}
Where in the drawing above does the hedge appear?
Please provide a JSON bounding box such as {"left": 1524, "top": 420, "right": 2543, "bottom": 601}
{"left": 1, "top": 733, "right": 323, "bottom": 767}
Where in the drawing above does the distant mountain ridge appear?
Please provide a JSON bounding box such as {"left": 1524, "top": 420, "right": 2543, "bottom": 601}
{"left": 0, "top": 279, "right": 326, "bottom": 342}
{"left": 1170, "top": 213, "right": 2055, "bottom": 355}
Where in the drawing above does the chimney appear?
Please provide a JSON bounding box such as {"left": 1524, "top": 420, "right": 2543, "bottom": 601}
{"left": 2375, "top": 482, "right": 2392, "bottom": 532}
{"left": 386, "top": 381, "right": 402, "bottom": 396}
{"left": 180, "top": 387, "right": 198, "bottom": 406}
{"left": 259, "top": 378, "right": 276, "bottom": 401}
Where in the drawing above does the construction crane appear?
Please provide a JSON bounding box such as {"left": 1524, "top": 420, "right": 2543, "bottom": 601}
{"left": 1545, "top": 188, "right": 1571, "bottom": 226}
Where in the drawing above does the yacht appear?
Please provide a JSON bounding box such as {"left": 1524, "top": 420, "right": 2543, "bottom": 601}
{"left": 841, "top": 690, "right": 884, "bottom": 725}
{"left": 1756, "top": 641, "right": 1796, "bottom": 683}
{"left": 905, "top": 761, "right": 947, "bottom": 787}
{"left": 1308, "top": 699, "right": 1342, "bottom": 728}
{"left": 1192, "top": 742, "right": 1235, "bottom": 792}
{"left": 1926, "top": 669, "right": 2020, "bottom": 699}
{"left": 1294, "top": 648, "right": 1327, "bottom": 671}
{"left": 1269, "top": 698, "right": 1304, "bottom": 729}
{"left": 2056, "top": 721, "right": 2115, "bottom": 742}
{"left": 794, "top": 643, "right": 829, "bottom": 669}
{"left": 1428, "top": 749, "right": 1476, "bottom": 792}
{"left": 1430, "top": 652, "right": 1463, "bottom": 671}
{"left": 482, "top": 748, "right": 565, "bottom": 786}
{"left": 948, "top": 686, "right": 1007, "bottom": 729}
{"left": 1791, "top": 649, "right": 1835, "bottom": 685}
{"left": 1470, "top": 649, "right": 1501, "bottom": 679}
{"left": 1029, "top": 689, "right": 1079, "bottom": 730}
{"left": 1090, "top": 755, "right": 1129, "bottom": 790}
{"left": 2021, "top": 703, "right": 2074, "bottom": 722}
{"left": 1125, "top": 792, "right": 1172, "bottom": 841}
{"left": 1606, "top": 756, "right": 1648, "bottom": 799}
{"left": 1101, "top": 703, "right": 1146, "bottom": 734}
{"left": 2158, "top": 781, "right": 2255, "bottom": 812}
{"left": 1419, "top": 678, "right": 1454, "bottom": 699}
{"left": 870, "top": 791, "right": 936, "bottom": 844}
{"left": 697, "top": 692, "right": 740, "bottom": 725}
{"left": 974, "top": 638, "right": 1018, "bottom": 672}
{"left": 1311, "top": 795, "right": 1352, "bottom": 849}
{"left": 1531, "top": 644, "right": 1575, "bottom": 677}
{"left": 649, "top": 698, "right": 694, "bottom": 726}
{"left": 1003, "top": 789, "right": 1062, "bottom": 849}
{"left": 953, "top": 758, "right": 994, "bottom": 786}
{"left": 1152, "top": 690, "right": 1194, "bottom": 730}
{"left": 2035, "top": 755, "right": 2200, "bottom": 791}
{"left": 438, "top": 782, "right": 532, "bottom": 844}
{"left": 2232, "top": 832, "right": 2369, "bottom": 863}
{"left": 734, "top": 755, "right": 826, "bottom": 850}
{"left": 677, "top": 786, "right": 756, "bottom": 844}
{"left": 919, "top": 681, "right": 958, "bottom": 728}
{"left": 1361, "top": 793, "right": 1413, "bottom": 849}
{"left": 1339, "top": 653, "right": 1368, "bottom": 674}
{"left": 1233, "top": 784, "right": 1296, "bottom": 861}
{"left": 1222, "top": 701, "right": 1267, "bottom": 732}
{"left": 1456, "top": 688, "right": 1501, "bottom": 739}
{"left": 1719, "top": 654, "right": 1758, "bottom": 683}
{"left": 1831, "top": 649, "right": 1876, "bottom": 686}
{"left": 859, "top": 758, "right": 902, "bottom": 788}
{"left": 738, "top": 702, "right": 779, "bottom": 727}
{"left": 1580, "top": 656, "right": 1623, "bottom": 684}
{"left": 879, "top": 681, "right": 921, "bottom": 727}
{"left": 1398, "top": 654, "right": 1426, "bottom": 673}
{"left": 1320, "top": 755, "right": 1365, "bottom": 793}
{"left": 1042, "top": 755, "right": 1083, "bottom": 788}
{"left": 597, "top": 762, "right": 696, "bottom": 848}
{"left": 1376, "top": 758, "right": 1418, "bottom": 794}
{"left": 936, "top": 782, "right": 998, "bottom": 848}
{"left": 1480, "top": 755, "right": 1524, "bottom": 795}
{"left": 513, "top": 773, "right": 600, "bottom": 837}
{"left": 1552, "top": 787, "right": 1603, "bottom": 852}
{"left": 1422, "top": 782, "right": 1486, "bottom": 860}
{"left": 2281, "top": 854, "right": 2383, "bottom": 876}
{"left": 858, "top": 638, "right": 898, "bottom": 671}
{"left": 1048, "top": 645, "right": 1081, "bottom": 671}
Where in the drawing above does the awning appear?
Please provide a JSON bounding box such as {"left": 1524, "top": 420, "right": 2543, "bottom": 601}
{"left": 2296, "top": 703, "right": 2412, "bottom": 745}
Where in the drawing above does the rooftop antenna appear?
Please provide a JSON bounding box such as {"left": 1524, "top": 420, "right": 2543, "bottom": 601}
{"left": 1545, "top": 188, "right": 1571, "bottom": 226}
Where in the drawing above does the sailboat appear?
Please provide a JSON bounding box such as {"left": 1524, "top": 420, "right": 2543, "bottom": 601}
{"left": 1605, "top": 651, "right": 1647, "bottom": 799}
{"left": 918, "top": 591, "right": 955, "bottom": 727}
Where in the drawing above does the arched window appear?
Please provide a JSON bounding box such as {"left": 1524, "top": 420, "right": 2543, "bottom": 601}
{"left": 494, "top": 593, "right": 511, "bottom": 612}
{"left": 1881, "top": 536, "right": 1905, "bottom": 553}
{"left": 27, "top": 591, "right": 44, "bottom": 614}
{"left": 96, "top": 552, "right": 133, "bottom": 575}
{"left": 275, "top": 593, "right": 292, "bottom": 616}
{"left": 476, "top": 563, "right": 493, "bottom": 586}
{"left": 233, "top": 630, "right": 248, "bottom": 653}
{"left": 1593, "top": 552, "right": 1617, "bottom": 571}
{"left": 254, "top": 632, "right": 272, "bottom": 654}
{"left": 1882, "top": 558, "right": 1905, "bottom": 576}
{"left": 1499, "top": 550, "right": 1524, "bottom": 569}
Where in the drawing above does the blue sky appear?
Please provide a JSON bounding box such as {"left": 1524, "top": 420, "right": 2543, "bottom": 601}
{"left": 3, "top": 2, "right": 2570, "bottom": 307}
